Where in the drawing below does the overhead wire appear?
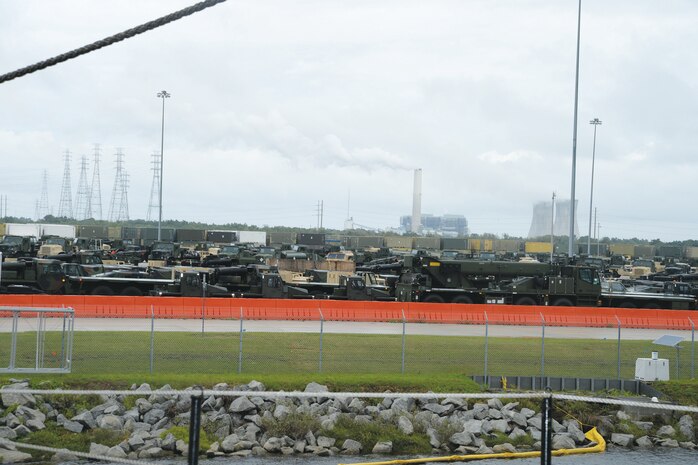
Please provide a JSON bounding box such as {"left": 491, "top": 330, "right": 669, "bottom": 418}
{"left": 0, "top": 0, "right": 228, "bottom": 85}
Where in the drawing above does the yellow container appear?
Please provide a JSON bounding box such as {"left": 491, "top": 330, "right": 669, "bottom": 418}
{"left": 525, "top": 241, "right": 552, "bottom": 253}
{"left": 609, "top": 244, "right": 634, "bottom": 257}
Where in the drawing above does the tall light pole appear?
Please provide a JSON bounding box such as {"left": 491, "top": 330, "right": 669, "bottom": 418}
{"left": 156, "top": 90, "right": 170, "bottom": 241}
{"left": 568, "top": 0, "right": 582, "bottom": 257}
{"left": 587, "top": 118, "right": 602, "bottom": 255}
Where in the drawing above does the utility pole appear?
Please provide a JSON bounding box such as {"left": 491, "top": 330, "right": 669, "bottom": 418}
{"left": 587, "top": 118, "right": 602, "bottom": 255}
{"left": 550, "top": 192, "right": 556, "bottom": 263}
{"left": 156, "top": 90, "right": 171, "bottom": 241}
{"left": 597, "top": 222, "right": 602, "bottom": 255}
{"left": 568, "top": 0, "right": 582, "bottom": 257}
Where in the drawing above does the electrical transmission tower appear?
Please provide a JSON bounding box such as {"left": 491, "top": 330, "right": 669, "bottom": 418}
{"left": 87, "top": 144, "right": 102, "bottom": 220}
{"left": 74, "top": 156, "right": 90, "bottom": 220}
{"left": 146, "top": 151, "right": 161, "bottom": 221}
{"left": 57, "top": 150, "right": 73, "bottom": 218}
{"left": 38, "top": 170, "right": 49, "bottom": 219}
{"left": 108, "top": 149, "right": 129, "bottom": 222}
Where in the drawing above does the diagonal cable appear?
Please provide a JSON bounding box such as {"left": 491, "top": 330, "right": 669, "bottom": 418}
{"left": 0, "top": 0, "right": 227, "bottom": 85}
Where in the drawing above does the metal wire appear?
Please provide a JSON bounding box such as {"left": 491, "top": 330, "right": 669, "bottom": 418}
{"left": 6, "top": 441, "right": 144, "bottom": 465}
{"left": 0, "top": 0, "right": 227, "bottom": 85}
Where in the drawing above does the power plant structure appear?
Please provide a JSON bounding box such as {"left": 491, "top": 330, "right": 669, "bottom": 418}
{"left": 528, "top": 199, "right": 578, "bottom": 238}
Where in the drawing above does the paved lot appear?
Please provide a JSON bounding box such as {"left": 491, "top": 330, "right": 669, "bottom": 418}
{"left": 1, "top": 317, "right": 693, "bottom": 341}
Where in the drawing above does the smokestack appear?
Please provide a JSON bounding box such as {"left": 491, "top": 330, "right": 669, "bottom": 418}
{"left": 411, "top": 168, "right": 422, "bottom": 234}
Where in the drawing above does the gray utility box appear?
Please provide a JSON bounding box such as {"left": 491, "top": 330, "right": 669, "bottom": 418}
{"left": 635, "top": 353, "right": 670, "bottom": 381}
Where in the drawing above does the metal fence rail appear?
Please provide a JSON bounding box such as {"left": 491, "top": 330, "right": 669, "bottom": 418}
{"left": 2, "top": 306, "right": 694, "bottom": 380}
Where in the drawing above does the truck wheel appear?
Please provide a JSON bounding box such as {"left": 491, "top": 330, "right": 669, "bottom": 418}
{"left": 619, "top": 302, "right": 636, "bottom": 308}
{"left": 643, "top": 302, "right": 660, "bottom": 309}
{"left": 453, "top": 296, "right": 474, "bottom": 305}
{"left": 422, "top": 295, "right": 445, "bottom": 303}
{"left": 514, "top": 296, "right": 536, "bottom": 306}
{"left": 121, "top": 286, "right": 144, "bottom": 296}
{"left": 552, "top": 298, "right": 574, "bottom": 307}
{"left": 91, "top": 286, "right": 115, "bottom": 296}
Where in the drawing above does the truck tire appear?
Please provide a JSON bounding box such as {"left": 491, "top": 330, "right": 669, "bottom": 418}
{"left": 619, "top": 301, "right": 636, "bottom": 308}
{"left": 643, "top": 302, "right": 660, "bottom": 309}
{"left": 452, "top": 296, "right": 474, "bottom": 305}
{"left": 91, "top": 285, "right": 115, "bottom": 296}
{"left": 422, "top": 295, "right": 445, "bottom": 303}
{"left": 551, "top": 297, "right": 574, "bottom": 307}
{"left": 514, "top": 296, "right": 536, "bottom": 306}
{"left": 121, "top": 286, "right": 144, "bottom": 296}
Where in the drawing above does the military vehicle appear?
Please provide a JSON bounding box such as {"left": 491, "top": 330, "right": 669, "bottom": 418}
{"left": 150, "top": 271, "right": 230, "bottom": 297}
{"left": 286, "top": 273, "right": 394, "bottom": 301}
{"left": 601, "top": 280, "right": 696, "bottom": 309}
{"left": 396, "top": 255, "right": 601, "bottom": 306}
{"left": 0, "top": 235, "right": 36, "bottom": 259}
{"left": 212, "top": 265, "right": 309, "bottom": 299}
{"left": 0, "top": 258, "right": 66, "bottom": 294}
{"left": 148, "top": 241, "right": 181, "bottom": 266}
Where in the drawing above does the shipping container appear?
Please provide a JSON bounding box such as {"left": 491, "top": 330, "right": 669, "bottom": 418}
{"left": 578, "top": 243, "right": 609, "bottom": 256}
{"left": 176, "top": 228, "right": 206, "bottom": 242}
{"left": 441, "top": 238, "right": 468, "bottom": 250}
{"left": 494, "top": 239, "right": 522, "bottom": 253}
{"left": 0, "top": 223, "right": 6, "bottom": 237}
{"left": 78, "top": 225, "right": 109, "bottom": 239}
{"left": 634, "top": 245, "right": 655, "bottom": 258}
{"left": 413, "top": 237, "right": 441, "bottom": 250}
{"left": 5, "top": 223, "right": 41, "bottom": 238}
{"left": 685, "top": 246, "right": 698, "bottom": 259}
{"left": 238, "top": 231, "right": 267, "bottom": 245}
{"left": 325, "top": 234, "right": 344, "bottom": 245}
{"left": 139, "top": 227, "right": 175, "bottom": 241}
{"left": 297, "top": 233, "right": 325, "bottom": 246}
{"left": 525, "top": 241, "right": 552, "bottom": 254}
{"left": 206, "top": 230, "right": 237, "bottom": 244}
{"left": 469, "top": 239, "right": 492, "bottom": 251}
{"left": 267, "top": 232, "right": 297, "bottom": 245}
{"left": 40, "top": 224, "right": 76, "bottom": 239}
{"left": 656, "top": 245, "right": 682, "bottom": 259}
{"left": 385, "top": 236, "right": 413, "bottom": 249}
{"left": 107, "top": 226, "right": 122, "bottom": 240}
{"left": 355, "top": 236, "right": 384, "bottom": 248}
{"left": 609, "top": 244, "right": 635, "bottom": 257}
{"left": 121, "top": 226, "right": 140, "bottom": 241}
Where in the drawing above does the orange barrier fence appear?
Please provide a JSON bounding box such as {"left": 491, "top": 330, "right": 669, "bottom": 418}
{"left": 0, "top": 295, "right": 695, "bottom": 330}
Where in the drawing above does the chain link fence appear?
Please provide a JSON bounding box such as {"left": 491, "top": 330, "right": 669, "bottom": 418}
{"left": 1, "top": 307, "right": 695, "bottom": 380}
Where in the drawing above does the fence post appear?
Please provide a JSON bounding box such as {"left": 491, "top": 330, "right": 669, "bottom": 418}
{"left": 540, "top": 313, "right": 546, "bottom": 381}
{"left": 201, "top": 274, "right": 207, "bottom": 335}
{"left": 318, "top": 307, "right": 324, "bottom": 373}
{"left": 238, "top": 307, "right": 244, "bottom": 374}
{"left": 401, "top": 309, "right": 406, "bottom": 374}
{"left": 483, "top": 311, "right": 489, "bottom": 385}
{"left": 10, "top": 310, "right": 18, "bottom": 370}
{"left": 615, "top": 315, "right": 621, "bottom": 380}
{"left": 689, "top": 317, "right": 695, "bottom": 379}
{"left": 541, "top": 390, "right": 553, "bottom": 465}
{"left": 150, "top": 305, "right": 155, "bottom": 374}
{"left": 187, "top": 388, "right": 204, "bottom": 465}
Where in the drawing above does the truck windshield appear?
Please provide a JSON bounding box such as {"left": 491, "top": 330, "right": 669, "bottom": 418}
{"left": 1, "top": 236, "right": 22, "bottom": 245}
{"left": 579, "top": 268, "right": 600, "bottom": 285}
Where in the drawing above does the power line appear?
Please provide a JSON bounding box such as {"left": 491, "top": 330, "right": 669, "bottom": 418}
{"left": 74, "top": 156, "right": 90, "bottom": 220}
{"left": 57, "top": 150, "right": 73, "bottom": 219}
{"left": 87, "top": 144, "right": 103, "bottom": 220}
{"left": 0, "top": 0, "right": 228, "bottom": 85}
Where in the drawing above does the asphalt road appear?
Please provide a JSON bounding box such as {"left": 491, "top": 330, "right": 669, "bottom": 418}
{"left": 0, "top": 317, "right": 693, "bottom": 341}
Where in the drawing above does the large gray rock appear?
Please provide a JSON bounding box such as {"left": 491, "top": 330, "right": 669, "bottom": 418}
{"left": 472, "top": 403, "right": 489, "bottom": 420}
{"left": 220, "top": 433, "right": 242, "bottom": 453}
{"left": 273, "top": 404, "right": 291, "bottom": 419}
{"left": 391, "top": 397, "right": 416, "bottom": 413}
{"left": 72, "top": 411, "right": 97, "bottom": 429}
{"left": 487, "top": 398, "right": 503, "bottom": 409}
{"left": 658, "top": 439, "right": 679, "bottom": 448}
{"left": 492, "top": 443, "right": 516, "bottom": 453}
{"left": 635, "top": 436, "right": 654, "bottom": 448}
{"left": 509, "top": 427, "right": 528, "bottom": 440}
{"left": 552, "top": 433, "right": 576, "bottom": 450}
{"left": 143, "top": 408, "right": 165, "bottom": 425}
{"left": 426, "top": 427, "right": 441, "bottom": 448}
{"left": 136, "top": 398, "right": 153, "bottom": 414}
{"left": 397, "top": 416, "right": 414, "bottom": 435}
{"left": 656, "top": 425, "right": 676, "bottom": 438}
{"left": 527, "top": 416, "right": 542, "bottom": 430}
{"left": 138, "top": 447, "right": 165, "bottom": 458}
{"left": 14, "top": 406, "right": 45, "bottom": 424}
{"left": 372, "top": 441, "right": 392, "bottom": 454}
{"left": 0, "top": 428, "right": 16, "bottom": 440}
{"left": 506, "top": 410, "right": 529, "bottom": 428}
{"left": 106, "top": 445, "right": 128, "bottom": 458}
{"left": 98, "top": 414, "right": 124, "bottom": 431}
{"left": 521, "top": 408, "right": 536, "bottom": 418}
{"left": 341, "top": 439, "right": 362, "bottom": 454}
{"left": 679, "top": 416, "right": 695, "bottom": 441}
{"left": 25, "top": 419, "right": 46, "bottom": 432}
{"left": 423, "top": 403, "right": 453, "bottom": 416}
{"left": 488, "top": 409, "right": 503, "bottom": 419}
{"left": 13, "top": 425, "right": 30, "bottom": 438}
{"left": 462, "top": 419, "right": 483, "bottom": 434}
{"left": 490, "top": 419, "right": 509, "bottom": 433}
{"left": 566, "top": 422, "right": 586, "bottom": 444}
{"left": 89, "top": 443, "right": 110, "bottom": 456}
{"left": 317, "top": 436, "right": 336, "bottom": 448}
{"left": 611, "top": 433, "right": 634, "bottom": 447}
{"left": 263, "top": 437, "right": 283, "bottom": 452}
{"left": 247, "top": 380, "right": 265, "bottom": 391}
{"left": 1, "top": 383, "right": 35, "bottom": 408}
{"left": 449, "top": 431, "right": 473, "bottom": 446}
{"left": 230, "top": 396, "right": 256, "bottom": 413}
{"left": 304, "top": 382, "right": 328, "bottom": 393}
{"left": 0, "top": 449, "right": 32, "bottom": 463}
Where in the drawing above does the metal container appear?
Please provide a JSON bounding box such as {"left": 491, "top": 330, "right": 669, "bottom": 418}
{"left": 385, "top": 236, "right": 414, "bottom": 249}
{"left": 441, "top": 238, "right": 467, "bottom": 250}
{"left": 525, "top": 241, "right": 552, "bottom": 254}
{"left": 609, "top": 244, "right": 634, "bottom": 257}
{"left": 121, "top": 226, "right": 140, "bottom": 240}
{"left": 413, "top": 237, "right": 441, "bottom": 250}
{"left": 107, "top": 226, "right": 122, "bottom": 240}
{"left": 206, "top": 230, "right": 237, "bottom": 244}
{"left": 176, "top": 228, "right": 206, "bottom": 242}
{"left": 297, "top": 233, "right": 325, "bottom": 246}
{"left": 355, "top": 236, "right": 384, "bottom": 248}
{"left": 656, "top": 245, "right": 682, "bottom": 259}
{"left": 634, "top": 245, "right": 655, "bottom": 258}
{"left": 78, "top": 225, "right": 109, "bottom": 239}
{"left": 494, "top": 239, "right": 522, "bottom": 253}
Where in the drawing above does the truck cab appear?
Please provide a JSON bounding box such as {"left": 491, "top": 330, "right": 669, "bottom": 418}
{"left": 1, "top": 258, "right": 67, "bottom": 293}
{"left": 0, "top": 235, "right": 36, "bottom": 258}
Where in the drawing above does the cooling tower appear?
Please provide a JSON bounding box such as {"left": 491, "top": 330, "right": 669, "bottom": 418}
{"left": 527, "top": 201, "right": 553, "bottom": 238}
{"left": 553, "top": 199, "right": 579, "bottom": 237}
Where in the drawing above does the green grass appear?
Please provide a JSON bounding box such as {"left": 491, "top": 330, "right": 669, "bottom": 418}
{"left": 1, "top": 330, "right": 698, "bottom": 403}
{"left": 325, "top": 416, "right": 432, "bottom": 454}
{"left": 18, "top": 423, "right": 128, "bottom": 461}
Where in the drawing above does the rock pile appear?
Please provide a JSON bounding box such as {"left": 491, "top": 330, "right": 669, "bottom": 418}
{"left": 1, "top": 380, "right": 696, "bottom": 463}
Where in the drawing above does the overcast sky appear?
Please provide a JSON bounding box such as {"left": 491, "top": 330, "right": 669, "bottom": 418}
{"left": 1, "top": 0, "right": 697, "bottom": 241}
